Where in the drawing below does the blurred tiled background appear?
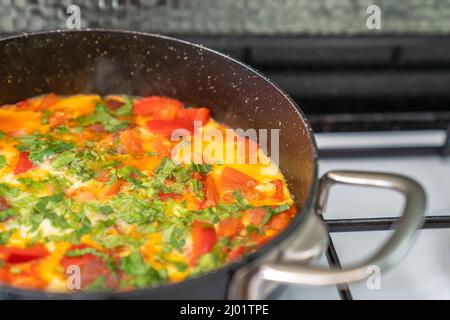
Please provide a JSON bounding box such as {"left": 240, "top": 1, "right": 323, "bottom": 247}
{"left": 2, "top": 0, "right": 450, "bottom": 35}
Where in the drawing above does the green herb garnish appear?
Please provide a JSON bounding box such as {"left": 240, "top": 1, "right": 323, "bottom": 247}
{"left": 120, "top": 251, "right": 167, "bottom": 288}
{"left": 80, "top": 103, "right": 130, "bottom": 133}
{"left": 16, "top": 132, "right": 74, "bottom": 163}
{"left": 261, "top": 204, "right": 290, "bottom": 225}
{"left": 0, "top": 155, "right": 7, "bottom": 169}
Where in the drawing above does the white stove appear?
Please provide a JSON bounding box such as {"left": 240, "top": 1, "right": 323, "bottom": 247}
{"left": 279, "top": 130, "right": 450, "bottom": 300}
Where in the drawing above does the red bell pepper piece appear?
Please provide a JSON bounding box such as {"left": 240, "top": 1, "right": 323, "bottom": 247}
{"left": 190, "top": 220, "right": 217, "bottom": 265}
{"left": 14, "top": 152, "right": 33, "bottom": 175}
{"left": 16, "top": 100, "right": 30, "bottom": 108}
{"left": 48, "top": 112, "right": 66, "bottom": 127}
{"left": 204, "top": 175, "right": 219, "bottom": 207}
{"left": 0, "top": 266, "right": 47, "bottom": 289}
{"left": 0, "top": 267, "right": 10, "bottom": 282}
{"left": 219, "top": 167, "right": 259, "bottom": 190}
{"left": 0, "top": 196, "right": 9, "bottom": 211}
{"left": 246, "top": 207, "right": 267, "bottom": 226}
{"left": 60, "top": 245, "right": 95, "bottom": 269}
{"left": 217, "top": 217, "right": 243, "bottom": 238}
{"left": 228, "top": 246, "right": 245, "bottom": 261}
{"left": 270, "top": 179, "right": 284, "bottom": 201}
{"left": 96, "top": 169, "right": 112, "bottom": 182}
{"left": 248, "top": 230, "right": 272, "bottom": 246}
{"left": 104, "top": 180, "right": 125, "bottom": 196}
{"left": 0, "top": 244, "right": 49, "bottom": 264}
{"left": 267, "top": 212, "right": 291, "bottom": 231}
{"left": 158, "top": 192, "right": 180, "bottom": 201}
{"left": 176, "top": 108, "right": 210, "bottom": 126}
{"left": 60, "top": 245, "right": 118, "bottom": 290}
{"left": 39, "top": 93, "right": 59, "bottom": 110}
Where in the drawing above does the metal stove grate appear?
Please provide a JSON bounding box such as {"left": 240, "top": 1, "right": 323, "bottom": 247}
{"left": 323, "top": 215, "right": 450, "bottom": 300}
{"left": 319, "top": 132, "right": 450, "bottom": 300}
{"left": 319, "top": 120, "right": 450, "bottom": 158}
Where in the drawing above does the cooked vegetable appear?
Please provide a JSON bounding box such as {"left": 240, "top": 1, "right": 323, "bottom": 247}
{"left": 133, "top": 96, "right": 183, "bottom": 118}
{"left": 14, "top": 152, "right": 34, "bottom": 174}
{"left": 0, "top": 94, "right": 296, "bottom": 292}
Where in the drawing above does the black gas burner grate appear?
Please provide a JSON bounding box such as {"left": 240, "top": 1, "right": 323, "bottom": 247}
{"left": 319, "top": 117, "right": 450, "bottom": 159}
{"left": 323, "top": 215, "right": 450, "bottom": 300}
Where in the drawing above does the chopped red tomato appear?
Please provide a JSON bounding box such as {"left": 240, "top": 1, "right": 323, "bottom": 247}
{"left": 285, "top": 205, "right": 298, "bottom": 218}
{"left": 0, "top": 267, "right": 10, "bottom": 282}
{"left": 89, "top": 124, "right": 105, "bottom": 133}
{"left": 218, "top": 217, "right": 243, "bottom": 238}
{"left": 151, "top": 138, "right": 171, "bottom": 158}
{"left": 120, "top": 129, "right": 143, "bottom": 155}
{"left": 192, "top": 172, "right": 202, "bottom": 180}
{"left": 60, "top": 245, "right": 117, "bottom": 290}
{"left": 176, "top": 108, "right": 210, "bottom": 125}
{"left": 270, "top": 179, "right": 284, "bottom": 201}
{"left": 59, "top": 245, "right": 92, "bottom": 270}
{"left": 0, "top": 196, "right": 9, "bottom": 211}
{"left": 267, "top": 212, "right": 291, "bottom": 231}
{"left": 39, "top": 93, "right": 59, "bottom": 110}
{"left": 96, "top": 169, "right": 112, "bottom": 182}
{"left": 0, "top": 244, "right": 49, "bottom": 264}
{"left": 158, "top": 192, "right": 180, "bottom": 201}
{"left": 248, "top": 231, "right": 272, "bottom": 246}
{"left": 16, "top": 100, "right": 30, "bottom": 108}
{"left": 48, "top": 111, "right": 66, "bottom": 127}
{"left": 14, "top": 152, "right": 33, "bottom": 175}
{"left": 220, "top": 167, "right": 259, "bottom": 190}
{"left": 247, "top": 207, "right": 267, "bottom": 226}
{"left": 133, "top": 96, "right": 183, "bottom": 119}
{"left": 147, "top": 119, "right": 194, "bottom": 137}
{"left": 1, "top": 263, "right": 48, "bottom": 289}
{"left": 104, "top": 180, "right": 125, "bottom": 197}
{"left": 204, "top": 175, "right": 219, "bottom": 207}
{"left": 190, "top": 220, "right": 217, "bottom": 266}
{"left": 241, "top": 137, "right": 260, "bottom": 163}
{"left": 228, "top": 246, "right": 245, "bottom": 261}
{"left": 219, "top": 167, "right": 265, "bottom": 201}
{"left": 9, "top": 271, "right": 48, "bottom": 289}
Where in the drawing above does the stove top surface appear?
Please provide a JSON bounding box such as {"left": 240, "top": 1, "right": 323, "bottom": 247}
{"left": 279, "top": 131, "right": 450, "bottom": 300}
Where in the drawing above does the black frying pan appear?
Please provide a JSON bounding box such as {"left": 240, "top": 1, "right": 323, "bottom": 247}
{"left": 0, "top": 30, "right": 425, "bottom": 299}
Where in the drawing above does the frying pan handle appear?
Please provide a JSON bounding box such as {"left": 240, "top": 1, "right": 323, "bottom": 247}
{"left": 244, "top": 171, "right": 426, "bottom": 299}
